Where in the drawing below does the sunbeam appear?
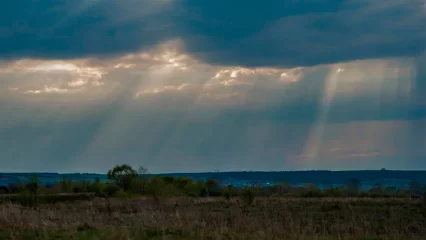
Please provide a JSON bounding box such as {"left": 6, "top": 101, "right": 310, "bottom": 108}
{"left": 300, "top": 66, "right": 340, "bottom": 169}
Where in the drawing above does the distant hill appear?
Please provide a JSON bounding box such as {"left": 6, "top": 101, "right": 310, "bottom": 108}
{"left": 1, "top": 170, "right": 425, "bottom": 189}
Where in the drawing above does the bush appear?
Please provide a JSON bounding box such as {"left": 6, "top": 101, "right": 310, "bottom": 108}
{"left": 324, "top": 187, "right": 343, "bottom": 197}
{"left": 146, "top": 177, "right": 165, "bottom": 204}
{"left": 223, "top": 190, "right": 231, "bottom": 201}
{"left": 11, "top": 180, "right": 26, "bottom": 193}
{"left": 345, "top": 178, "right": 361, "bottom": 196}
{"left": 103, "top": 183, "right": 120, "bottom": 197}
{"left": 59, "top": 177, "right": 73, "bottom": 193}
{"left": 205, "top": 179, "right": 221, "bottom": 196}
{"left": 241, "top": 187, "right": 255, "bottom": 206}
{"left": 162, "top": 176, "right": 175, "bottom": 184}
{"left": 222, "top": 185, "right": 236, "bottom": 201}
{"left": 114, "top": 189, "right": 130, "bottom": 199}
{"left": 17, "top": 190, "right": 38, "bottom": 208}
{"left": 73, "top": 180, "right": 87, "bottom": 193}
{"left": 87, "top": 178, "right": 104, "bottom": 194}
{"left": 300, "top": 184, "right": 324, "bottom": 198}
{"left": 176, "top": 177, "right": 192, "bottom": 191}
{"left": 185, "top": 180, "right": 206, "bottom": 197}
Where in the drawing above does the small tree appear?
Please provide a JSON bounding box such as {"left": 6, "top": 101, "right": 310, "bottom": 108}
{"left": 107, "top": 164, "right": 138, "bottom": 191}
{"left": 137, "top": 166, "right": 149, "bottom": 194}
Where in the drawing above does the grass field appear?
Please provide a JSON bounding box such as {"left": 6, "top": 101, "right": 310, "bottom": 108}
{"left": 0, "top": 196, "right": 425, "bottom": 239}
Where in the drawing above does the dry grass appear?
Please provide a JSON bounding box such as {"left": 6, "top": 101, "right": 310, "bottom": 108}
{"left": 0, "top": 197, "right": 425, "bottom": 239}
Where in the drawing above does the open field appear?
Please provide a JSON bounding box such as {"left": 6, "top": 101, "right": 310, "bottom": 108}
{"left": 0, "top": 197, "right": 425, "bottom": 239}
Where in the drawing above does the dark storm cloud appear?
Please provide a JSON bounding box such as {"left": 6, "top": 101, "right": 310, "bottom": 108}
{"left": 1, "top": 0, "right": 426, "bottom": 67}
{"left": 177, "top": 0, "right": 426, "bottom": 67}
{"left": 0, "top": 0, "right": 175, "bottom": 59}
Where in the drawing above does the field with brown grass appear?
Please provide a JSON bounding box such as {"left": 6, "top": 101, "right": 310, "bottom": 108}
{"left": 0, "top": 196, "right": 425, "bottom": 239}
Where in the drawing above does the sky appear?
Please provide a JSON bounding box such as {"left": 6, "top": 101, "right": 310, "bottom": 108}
{"left": 1, "top": 0, "right": 426, "bottom": 173}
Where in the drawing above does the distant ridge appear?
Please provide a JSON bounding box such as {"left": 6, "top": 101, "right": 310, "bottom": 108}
{"left": 1, "top": 170, "right": 425, "bottom": 189}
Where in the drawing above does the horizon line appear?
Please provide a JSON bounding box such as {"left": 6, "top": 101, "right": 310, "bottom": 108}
{"left": 1, "top": 169, "right": 426, "bottom": 175}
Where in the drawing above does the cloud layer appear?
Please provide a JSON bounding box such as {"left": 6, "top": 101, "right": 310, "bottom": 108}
{"left": 1, "top": 42, "right": 426, "bottom": 172}
{"left": 1, "top": 0, "right": 426, "bottom": 67}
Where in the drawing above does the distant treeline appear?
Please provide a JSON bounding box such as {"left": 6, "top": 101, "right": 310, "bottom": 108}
{"left": 2, "top": 169, "right": 426, "bottom": 189}
{"left": 2, "top": 165, "right": 426, "bottom": 207}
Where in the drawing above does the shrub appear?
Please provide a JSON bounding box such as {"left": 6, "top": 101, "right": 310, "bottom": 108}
{"left": 103, "top": 183, "right": 120, "bottom": 197}
{"left": 223, "top": 189, "right": 232, "bottom": 202}
{"left": 223, "top": 185, "right": 236, "bottom": 201}
{"left": 11, "top": 181, "right": 26, "bottom": 193}
{"left": 87, "top": 178, "right": 104, "bottom": 194}
{"left": 241, "top": 187, "right": 255, "bottom": 206}
{"left": 275, "top": 182, "right": 293, "bottom": 195}
{"left": 345, "top": 178, "right": 361, "bottom": 196}
{"left": 59, "top": 177, "right": 73, "bottom": 193}
{"left": 73, "top": 180, "right": 91, "bottom": 193}
{"left": 114, "top": 189, "right": 130, "bottom": 199}
{"left": 162, "top": 176, "right": 175, "bottom": 184}
{"left": 324, "top": 187, "right": 343, "bottom": 197}
{"left": 176, "top": 177, "right": 192, "bottom": 191}
{"left": 206, "top": 179, "right": 221, "bottom": 196}
{"left": 185, "top": 180, "right": 206, "bottom": 197}
{"left": 17, "top": 190, "right": 38, "bottom": 208}
{"left": 300, "top": 184, "right": 324, "bottom": 198}
{"left": 146, "top": 177, "right": 165, "bottom": 204}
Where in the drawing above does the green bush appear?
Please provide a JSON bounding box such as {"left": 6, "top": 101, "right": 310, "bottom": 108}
{"left": 176, "top": 177, "right": 192, "bottom": 191}
{"left": 184, "top": 180, "right": 206, "bottom": 197}
{"left": 147, "top": 176, "right": 166, "bottom": 203}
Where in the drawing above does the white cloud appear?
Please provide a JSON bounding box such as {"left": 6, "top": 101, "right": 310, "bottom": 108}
{"left": 91, "top": 81, "right": 104, "bottom": 87}
{"left": 27, "top": 62, "right": 79, "bottom": 72}
{"left": 135, "top": 83, "right": 189, "bottom": 97}
{"left": 68, "top": 79, "right": 87, "bottom": 87}
{"left": 279, "top": 67, "right": 304, "bottom": 82}
{"left": 25, "top": 85, "right": 69, "bottom": 94}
